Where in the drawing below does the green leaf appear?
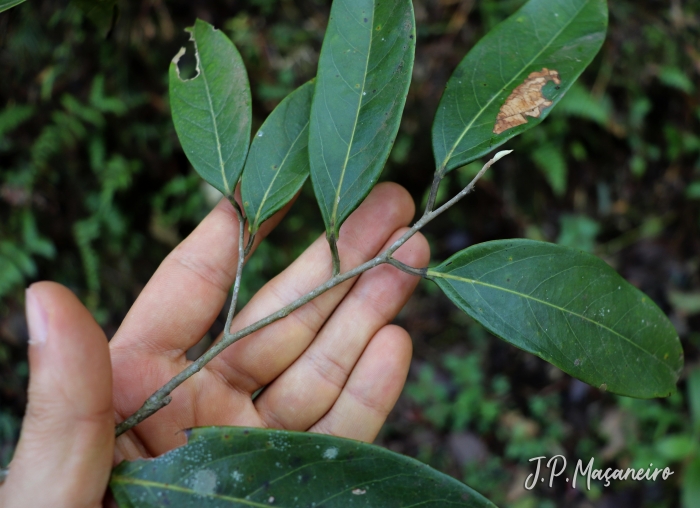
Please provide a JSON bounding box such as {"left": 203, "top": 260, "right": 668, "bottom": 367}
{"left": 556, "top": 214, "right": 600, "bottom": 253}
{"left": 110, "top": 427, "right": 496, "bottom": 508}
{"left": 309, "top": 0, "right": 415, "bottom": 240}
{"left": 531, "top": 143, "right": 567, "bottom": 197}
{"left": 432, "top": 0, "right": 608, "bottom": 173}
{"left": 655, "top": 435, "right": 695, "bottom": 461}
{"left": 668, "top": 291, "right": 700, "bottom": 315}
{"left": 0, "top": 241, "right": 36, "bottom": 277}
{"left": 428, "top": 239, "right": 683, "bottom": 398}
{"left": 21, "top": 209, "right": 56, "bottom": 259}
{"left": 241, "top": 81, "right": 314, "bottom": 235}
{"left": 170, "top": 19, "right": 252, "bottom": 197}
{"left": 0, "top": 105, "right": 34, "bottom": 138}
{"left": 0, "top": 0, "right": 26, "bottom": 14}
{"left": 658, "top": 66, "right": 695, "bottom": 95}
{"left": 555, "top": 82, "right": 610, "bottom": 126}
{"left": 0, "top": 255, "right": 24, "bottom": 298}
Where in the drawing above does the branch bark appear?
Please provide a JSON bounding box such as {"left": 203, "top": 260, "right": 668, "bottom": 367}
{"left": 223, "top": 200, "right": 246, "bottom": 337}
{"left": 115, "top": 151, "right": 511, "bottom": 436}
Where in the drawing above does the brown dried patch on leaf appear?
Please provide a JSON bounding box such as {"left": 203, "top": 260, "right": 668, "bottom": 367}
{"left": 493, "top": 68, "right": 561, "bottom": 135}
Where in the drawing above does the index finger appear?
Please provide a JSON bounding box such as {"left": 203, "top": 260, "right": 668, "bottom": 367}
{"left": 110, "top": 195, "right": 293, "bottom": 357}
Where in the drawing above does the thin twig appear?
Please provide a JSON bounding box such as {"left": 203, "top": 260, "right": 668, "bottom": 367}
{"left": 424, "top": 171, "right": 444, "bottom": 213}
{"left": 223, "top": 203, "right": 246, "bottom": 337}
{"left": 243, "top": 230, "right": 255, "bottom": 258}
{"left": 328, "top": 232, "right": 341, "bottom": 277}
{"left": 385, "top": 150, "right": 512, "bottom": 258}
{"left": 114, "top": 151, "right": 511, "bottom": 437}
{"left": 386, "top": 257, "right": 427, "bottom": 277}
{"left": 115, "top": 254, "right": 386, "bottom": 436}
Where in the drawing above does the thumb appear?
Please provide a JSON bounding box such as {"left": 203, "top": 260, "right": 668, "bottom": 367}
{"left": 0, "top": 282, "right": 115, "bottom": 508}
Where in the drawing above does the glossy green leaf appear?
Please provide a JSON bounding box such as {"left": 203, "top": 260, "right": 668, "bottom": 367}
{"left": 111, "top": 427, "right": 496, "bottom": 507}
{"left": 429, "top": 240, "right": 683, "bottom": 398}
{"left": 170, "top": 19, "right": 252, "bottom": 197}
{"left": 241, "top": 81, "right": 314, "bottom": 235}
{"left": 309, "top": 0, "right": 415, "bottom": 241}
{"left": 432, "top": 0, "right": 608, "bottom": 173}
{"left": 0, "top": 0, "right": 26, "bottom": 13}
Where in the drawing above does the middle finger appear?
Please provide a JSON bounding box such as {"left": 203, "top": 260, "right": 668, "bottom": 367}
{"left": 253, "top": 227, "right": 429, "bottom": 430}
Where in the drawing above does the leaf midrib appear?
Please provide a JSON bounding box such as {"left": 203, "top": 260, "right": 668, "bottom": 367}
{"left": 428, "top": 270, "right": 675, "bottom": 374}
{"left": 111, "top": 476, "right": 270, "bottom": 507}
{"left": 439, "top": 0, "right": 591, "bottom": 171}
{"left": 251, "top": 120, "right": 309, "bottom": 231}
{"left": 330, "top": 1, "right": 374, "bottom": 232}
{"left": 195, "top": 35, "right": 230, "bottom": 196}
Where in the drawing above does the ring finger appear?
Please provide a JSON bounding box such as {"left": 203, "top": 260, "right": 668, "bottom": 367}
{"left": 253, "top": 228, "right": 429, "bottom": 431}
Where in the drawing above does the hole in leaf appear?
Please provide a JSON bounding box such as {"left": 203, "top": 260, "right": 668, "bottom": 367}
{"left": 173, "top": 39, "right": 198, "bottom": 80}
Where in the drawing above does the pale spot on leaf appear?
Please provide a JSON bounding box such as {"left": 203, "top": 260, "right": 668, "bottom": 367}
{"left": 493, "top": 68, "right": 561, "bottom": 135}
{"left": 191, "top": 469, "right": 217, "bottom": 495}
{"left": 322, "top": 447, "right": 339, "bottom": 459}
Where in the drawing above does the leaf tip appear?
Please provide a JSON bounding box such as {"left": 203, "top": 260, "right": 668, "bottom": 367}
{"left": 193, "top": 17, "right": 219, "bottom": 34}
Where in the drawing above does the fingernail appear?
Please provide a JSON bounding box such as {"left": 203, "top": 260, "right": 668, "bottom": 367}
{"left": 26, "top": 287, "right": 49, "bottom": 346}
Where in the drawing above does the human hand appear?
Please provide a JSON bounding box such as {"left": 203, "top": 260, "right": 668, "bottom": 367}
{"left": 0, "top": 183, "right": 429, "bottom": 507}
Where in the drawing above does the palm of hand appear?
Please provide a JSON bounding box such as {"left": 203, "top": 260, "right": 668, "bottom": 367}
{"left": 111, "top": 183, "right": 429, "bottom": 461}
{"left": 0, "top": 183, "right": 427, "bottom": 507}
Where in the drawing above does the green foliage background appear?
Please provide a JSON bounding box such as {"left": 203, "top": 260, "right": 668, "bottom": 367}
{"left": 0, "top": 1, "right": 699, "bottom": 507}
